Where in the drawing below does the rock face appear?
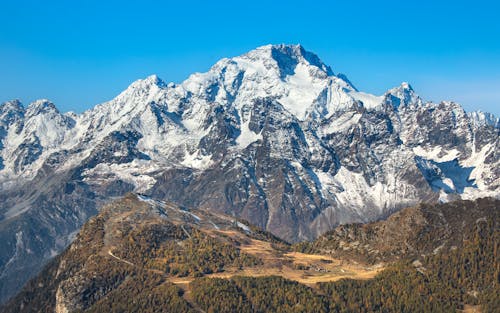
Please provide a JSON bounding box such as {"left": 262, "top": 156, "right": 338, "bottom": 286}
{"left": 0, "top": 44, "right": 499, "bottom": 303}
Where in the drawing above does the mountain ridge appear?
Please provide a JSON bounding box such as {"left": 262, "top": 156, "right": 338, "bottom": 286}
{"left": 0, "top": 44, "right": 498, "bottom": 303}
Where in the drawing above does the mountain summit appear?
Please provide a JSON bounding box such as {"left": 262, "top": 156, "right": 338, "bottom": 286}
{"left": 0, "top": 44, "right": 498, "bottom": 303}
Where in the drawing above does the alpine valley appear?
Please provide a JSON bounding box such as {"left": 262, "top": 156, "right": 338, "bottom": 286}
{"left": 0, "top": 44, "right": 498, "bottom": 306}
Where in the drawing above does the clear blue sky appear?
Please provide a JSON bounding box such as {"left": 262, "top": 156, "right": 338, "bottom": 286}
{"left": 1, "top": 0, "right": 499, "bottom": 115}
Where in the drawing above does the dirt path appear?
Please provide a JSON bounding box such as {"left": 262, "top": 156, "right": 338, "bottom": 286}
{"left": 107, "top": 249, "right": 134, "bottom": 266}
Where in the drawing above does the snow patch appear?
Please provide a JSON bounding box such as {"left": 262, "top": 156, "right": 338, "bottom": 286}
{"left": 82, "top": 160, "right": 158, "bottom": 193}
{"left": 311, "top": 168, "right": 337, "bottom": 196}
{"left": 348, "top": 91, "right": 383, "bottom": 109}
{"left": 0, "top": 231, "right": 23, "bottom": 278}
{"left": 324, "top": 112, "right": 362, "bottom": 134}
{"left": 236, "top": 119, "right": 262, "bottom": 149}
{"left": 4, "top": 205, "right": 31, "bottom": 219}
{"left": 181, "top": 209, "right": 201, "bottom": 222}
{"left": 278, "top": 63, "right": 327, "bottom": 119}
{"left": 413, "top": 146, "right": 460, "bottom": 163}
{"left": 461, "top": 143, "right": 499, "bottom": 199}
{"left": 137, "top": 194, "right": 160, "bottom": 206}
{"left": 180, "top": 151, "right": 213, "bottom": 169}
{"left": 236, "top": 221, "right": 251, "bottom": 233}
{"left": 330, "top": 167, "right": 411, "bottom": 218}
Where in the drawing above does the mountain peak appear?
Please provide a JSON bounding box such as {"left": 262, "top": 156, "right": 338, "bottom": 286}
{"left": 241, "top": 44, "right": 334, "bottom": 77}
{"left": 128, "top": 74, "right": 166, "bottom": 89}
{"left": 0, "top": 99, "right": 24, "bottom": 112}
{"left": 111, "top": 75, "right": 168, "bottom": 105}
{"left": 468, "top": 110, "right": 500, "bottom": 128}
{"left": 400, "top": 82, "right": 413, "bottom": 90}
{"left": 384, "top": 82, "right": 421, "bottom": 108}
{"left": 0, "top": 100, "right": 25, "bottom": 126}
{"left": 26, "top": 99, "right": 59, "bottom": 116}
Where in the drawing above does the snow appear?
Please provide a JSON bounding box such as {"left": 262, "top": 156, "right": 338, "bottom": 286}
{"left": 1, "top": 231, "right": 23, "bottom": 276}
{"left": 385, "top": 82, "right": 422, "bottom": 108}
{"left": 408, "top": 107, "right": 496, "bottom": 199}
{"left": 278, "top": 63, "right": 328, "bottom": 119}
{"left": 311, "top": 168, "right": 337, "bottom": 197}
{"left": 1, "top": 45, "right": 500, "bottom": 312}
{"left": 468, "top": 110, "right": 499, "bottom": 128}
{"left": 137, "top": 194, "right": 206, "bottom": 222}
{"left": 181, "top": 209, "right": 201, "bottom": 221}
{"left": 317, "top": 81, "right": 358, "bottom": 114}
{"left": 137, "top": 194, "right": 159, "bottom": 205}
{"left": 414, "top": 153, "right": 477, "bottom": 194}
{"left": 236, "top": 221, "right": 251, "bottom": 233}
{"left": 441, "top": 178, "right": 456, "bottom": 191}
{"left": 412, "top": 146, "right": 461, "bottom": 163}
{"left": 180, "top": 150, "right": 213, "bottom": 169}
{"left": 331, "top": 167, "right": 382, "bottom": 212}
{"left": 328, "top": 165, "right": 419, "bottom": 220}
{"left": 348, "top": 91, "right": 383, "bottom": 109}
{"left": 323, "top": 112, "right": 362, "bottom": 134}
{"left": 236, "top": 118, "right": 262, "bottom": 148}
{"left": 0, "top": 43, "right": 498, "bottom": 223}
{"left": 82, "top": 160, "right": 159, "bottom": 193}
{"left": 461, "top": 143, "right": 499, "bottom": 199}
{"left": 231, "top": 56, "right": 268, "bottom": 77}
{"left": 438, "top": 190, "right": 454, "bottom": 203}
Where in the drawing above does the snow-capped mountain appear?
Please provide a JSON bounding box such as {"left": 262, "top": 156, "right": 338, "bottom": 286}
{"left": 0, "top": 44, "right": 498, "bottom": 303}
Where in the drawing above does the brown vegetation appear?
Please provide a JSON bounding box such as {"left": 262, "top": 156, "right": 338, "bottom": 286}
{"left": 1, "top": 195, "right": 498, "bottom": 313}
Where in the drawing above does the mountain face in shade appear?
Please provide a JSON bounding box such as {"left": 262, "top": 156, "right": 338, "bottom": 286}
{"left": 0, "top": 44, "right": 498, "bottom": 303}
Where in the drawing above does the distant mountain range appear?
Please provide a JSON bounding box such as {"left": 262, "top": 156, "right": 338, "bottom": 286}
{"left": 0, "top": 44, "right": 498, "bottom": 303}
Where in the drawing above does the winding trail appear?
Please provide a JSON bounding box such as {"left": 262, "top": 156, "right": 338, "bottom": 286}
{"left": 107, "top": 249, "right": 135, "bottom": 266}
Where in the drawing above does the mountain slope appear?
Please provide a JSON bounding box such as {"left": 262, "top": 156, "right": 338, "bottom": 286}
{"left": 2, "top": 196, "right": 497, "bottom": 313}
{"left": 0, "top": 193, "right": 380, "bottom": 313}
{"left": 0, "top": 44, "right": 498, "bottom": 303}
{"left": 295, "top": 197, "right": 499, "bottom": 263}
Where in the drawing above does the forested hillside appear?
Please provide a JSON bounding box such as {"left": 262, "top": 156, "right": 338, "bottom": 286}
{"left": 2, "top": 196, "right": 498, "bottom": 312}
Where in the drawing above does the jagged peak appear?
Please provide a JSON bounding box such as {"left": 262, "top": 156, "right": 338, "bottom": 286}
{"left": 0, "top": 99, "right": 24, "bottom": 113}
{"left": 237, "top": 44, "right": 334, "bottom": 77}
{"left": 0, "top": 99, "right": 25, "bottom": 127}
{"left": 388, "top": 82, "right": 415, "bottom": 93}
{"left": 107, "top": 74, "right": 169, "bottom": 106}
{"left": 468, "top": 110, "right": 500, "bottom": 128}
{"left": 384, "top": 82, "right": 422, "bottom": 108}
{"left": 438, "top": 100, "right": 466, "bottom": 111}
{"left": 400, "top": 81, "right": 413, "bottom": 90}
{"left": 127, "top": 74, "right": 167, "bottom": 90}
{"left": 26, "top": 99, "right": 59, "bottom": 116}
{"left": 64, "top": 111, "right": 79, "bottom": 120}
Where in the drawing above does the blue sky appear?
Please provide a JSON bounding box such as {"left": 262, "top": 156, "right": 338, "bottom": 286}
{"left": 1, "top": 0, "right": 499, "bottom": 115}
